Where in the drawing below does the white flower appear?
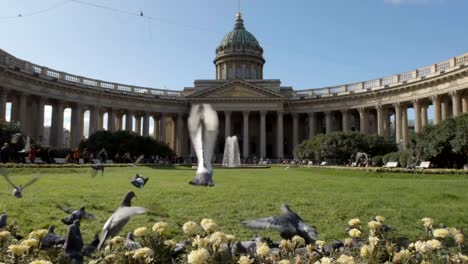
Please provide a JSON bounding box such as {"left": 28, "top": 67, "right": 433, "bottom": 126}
{"left": 0, "top": 231, "right": 11, "bottom": 241}
{"left": 209, "top": 231, "right": 227, "bottom": 247}
{"left": 337, "top": 255, "right": 355, "bottom": 264}
{"left": 29, "top": 260, "right": 53, "bottom": 264}
{"left": 192, "top": 235, "right": 209, "bottom": 249}
{"left": 21, "top": 239, "right": 39, "bottom": 249}
{"left": 292, "top": 235, "right": 305, "bottom": 247}
{"left": 110, "top": 236, "right": 124, "bottom": 245}
{"left": 200, "top": 218, "right": 218, "bottom": 233}
{"left": 318, "top": 257, "right": 332, "bottom": 264}
{"left": 237, "top": 255, "right": 254, "bottom": 264}
{"left": 375, "top": 216, "right": 385, "bottom": 223}
{"left": 278, "top": 260, "right": 291, "bottom": 264}
{"left": 134, "top": 227, "right": 149, "bottom": 237}
{"left": 256, "top": 242, "right": 270, "bottom": 257}
{"left": 368, "top": 221, "right": 382, "bottom": 230}
{"left": 348, "top": 228, "right": 362, "bottom": 238}
{"left": 348, "top": 218, "right": 361, "bottom": 226}
{"left": 432, "top": 228, "right": 449, "bottom": 239}
{"left": 28, "top": 229, "right": 48, "bottom": 240}
{"left": 368, "top": 236, "right": 379, "bottom": 249}
{"left": 455, "top": 233, "right": 464, "bottom": 244}
{"left": 316, "top": 240, "right": 326, "bottom": 247}
{"left": 426, "top": 239, "right": 442, "bottom": 250}
{"left": 152, "top": 222, "right": 169, "bottom": 236}
{"left": 7, "top": 245, "right": 28, "bottom": 257}
{"left": 414, "top": 240, "right": 430, "bottom": 253}
{"left": 183, "top": 221, "right": 203, "bottom": 236}
{"left": 187, "top": 248, "right": 210, "bottom": 264}
{"left": 133, "top": 247, "right": 154, "bottom": 259}
{"left": 280, "top": 239, "right": 294, "bottom": 252}
{"left": 421, "top": 218, "right": 433, "bottom": 228}
{"left": 360, "top": 245, "right": 371, "bottom": 257}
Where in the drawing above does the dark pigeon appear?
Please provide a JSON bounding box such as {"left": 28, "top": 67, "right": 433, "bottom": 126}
{"left": 125, "top": 232, "right": 141, "bottom": 250}
{"left": 40, "top": 225, "right": 66, "bottom": 249}
{"left": 58, "top": 205, "right": 95, "bottom": 225}
{"left": 1, "top": 168, "right": 39, "bottom": 198}
{"left": 241, "top": 204, "right": 318, "bottom": 245}
{"left": 64, "top": 220, "right": 84, "bottom": 264}
{"left": 130, "top": 174, "right": 149, "bottom": 189}
{"left": 82, "top": 233, "right": 100, "bottom": 257}
{"left": 91, "top": 162, "right": 104, "bottom": 177}
{"left": 97, "top": 191, "right": 148, "bottom": 250}
{"left": 0, "top": 212, "right": 7, "bottom": 228}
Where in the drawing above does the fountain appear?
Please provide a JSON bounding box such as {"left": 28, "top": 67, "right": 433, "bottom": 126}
{"left": 222, "top": 136, "right": 241, "bottom": 167}
{"left": 187, "top": 104, "right": 219, "bottom": 186}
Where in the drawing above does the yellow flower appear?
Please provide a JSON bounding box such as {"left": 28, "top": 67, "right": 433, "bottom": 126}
{"left": 164, "top": 239, "right": 176, "bottom": 249}
{"left": 375, "top": 216, "right": 385, "bottom": 223}
{"left": 256, "top": 242, "right": 271, "bottom": 258}
{"left": 421, "top": 218, "right": 433, "bottom": 228}
{"left": 316, "top": 240, "right": 326, "bottom": 248}
{"left": 455, "top": 233, "right": 464, "bottom": 244}
{"left": 360, "top": 245, "right": 371, "bottom": 258}
{"left": 226, "top": 234, "right": 236, "bottom": 243}
{"left": 29, "top": 260, "right": 53, "bottom": 264}
{"left": 110, "top": 236, "right": 124, "bottom": 245}
{"left": 187, "top": 248, "right": 210, "bottom": 264}
{"left": 432, "top": 228, "right": 449, "bottom": 239}
{"left": 306, "top": 244, "right": 315, "bottom": 253}
{"left": 414, "top": 241, "right": 429, "bottom": 253}
{"left": 200, "top": 218, "right": 218, "bottom": 233}
{"left": 344, "top": 238, "right": 353, "bottom": 247}
{"left": 134, "top": 227, "right": 149, "bottom": 237}
{"left": 368, "top": 236, "right": 379, "bottom": 249}
{"left": 295, "top": 255, "right": 304, "bottom": 264}
{"left": 280, "top": 239, "right": 294, "bottom": 252}
{"left": 399, "top": 249, "right": 411, "bottom": 260}
{"left": 133, "top": 247, "right": 154, "bottom": 259}
{"left": 237, "top": 255, "right": 254, "bottom": 264}
{"left": 336, "top": 254, "right": 355, "bottom": 264}
{"left": 348, "top": 218, "right": 361, "bottom": 226}
{"left": 426, "top": 239, "right": 442, "bottom": 250}
{"left": 125, "top": 251, "right": 134, "bottom": 257}
{"left": 279, "top": 260, "right": 291, "bottom": 264}
{"left": 28, "top": 229, "right": 48, "bottom": 240}
{"left": 21, "top": 239, "right": 39, "bottom": 249}
{"left": 292, "top": 235, "right": 305, "bottom": 247}
{"left": 456, "top": 253, "right": 468, "bottom": 263}
{"left": 152, "top": 222, "right": 169, "bottom": 236}
{"left": 348, "top": 228, "right": 362, "bottom": 238}
{"left": 368, "top": 221, "right": 382, "bottom": 230}
{"left": 192, "top": 235, "right": 209, "bottom": 249}
{"left": 183, "top": 221, "right": 203, "bottom": 236}
{"left": 0, "top": 231, "right": 11, "bottom": 241}
{"left": 7, "top": 244, "right": 28, "bottom": 257}
{"left": 104, "top": 254, "right": 116, "bottom": 262}
{"left": 318, "top": 257, "right": 332, "bottom": 264}
{"left": 209, "top": 231, "right": 227, "bottom": 247}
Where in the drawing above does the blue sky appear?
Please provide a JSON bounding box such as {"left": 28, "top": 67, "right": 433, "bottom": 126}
{"left": 1, "top": 0, "right": 467, "bottom": 134}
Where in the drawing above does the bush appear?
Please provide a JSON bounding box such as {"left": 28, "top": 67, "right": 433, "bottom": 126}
{"left": 372, "top": 155, "right": 383, "bottom": 167}
{"left": 398, "top": 151, "right": 412, "bottom": 168}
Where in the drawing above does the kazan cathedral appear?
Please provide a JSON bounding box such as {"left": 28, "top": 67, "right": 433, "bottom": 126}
{"left": 0, "top": 13, "right": 467, "bottom": 160}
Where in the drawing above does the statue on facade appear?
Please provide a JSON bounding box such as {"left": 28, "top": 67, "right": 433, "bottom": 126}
{"left": 188, "top": 104, "right": 219, "bottom": 186}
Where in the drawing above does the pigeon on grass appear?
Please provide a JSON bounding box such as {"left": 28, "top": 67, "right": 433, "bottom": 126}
{"left": 241, "top": 204, "right": 318, "bottom": 245}
{"left": 90, "top": 162, "right": 105, "bottom": 177}
{"left": 64, "top": 219, "right": 84, "bottom": 264}
{"left": 130, "top": 174, "right": 149, "bottom": 189}
{"left": 81, "top": 233, "right": 100, "bottom": 257}
{"left": 97, "top": 191, "right": 148, "bottom": 250}
{"left": 40, "top": 225, "right": 66, "bottom": 249}
{"left": 1, "top": 168, "right": 40, "bottom": 198}
{"left": 57, "top": 205, "right": 96, "bottom": 225}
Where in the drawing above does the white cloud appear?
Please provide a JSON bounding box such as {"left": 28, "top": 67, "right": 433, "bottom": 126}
{"left": 384, "top": 0, "right": 444, "bottom": 4}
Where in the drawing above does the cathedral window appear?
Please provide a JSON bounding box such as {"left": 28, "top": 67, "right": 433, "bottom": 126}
{"left": 228, "top": 65, "right": 234, "bottom": 79}
{"left": 236, "top": 66, "right": 242, "bottom": 78}
{"left": 245, "top": 66, "right": 251, "bottom": 79}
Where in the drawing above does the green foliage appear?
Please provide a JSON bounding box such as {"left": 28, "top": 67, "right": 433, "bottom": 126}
{"left": 294, "top": 132, "right": 396, "bottom": 164}
{"left": 371, "top": 155, "right": 383, "bottom": 167}
{"left": 412, "top": 114, "right": 468, "bottom": 168}
{"left": 81, "top": 130, "right": 173, "bottom": 158}
{"left": 0, "top": 121, "right": 21, "bottom": 146}
{"left": 398, "top": 151, "right": 413, "bottom": 168}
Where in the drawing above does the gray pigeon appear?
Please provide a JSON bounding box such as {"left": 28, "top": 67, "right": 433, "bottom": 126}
{"left": 241, "top": 204, "right": 318, "bottom": 245}
{"left": 97, "top": 191, "right": 148, "bottom": 250}
{"left": 125, "top": 232, "right": 141, "bottom": 250}
{"left": 81, "top": 233, "right": 100, "bottom": 257}
{"left": 91, "top": 162, "right": 104, "bottom": 177}
{"left": 58, "top": 205, "right": 95, "bottom": 225}
{"left": 40, "top": 225, "right": 66, "bottom": 249}
{"left": 64, "top": 220, "right": 84, "bottom": 264}
{"left": 1, "top": 169, "right": 39, "bottom": 198}
{"left": 130, "top": 174, "right": 149, "bottom": 189}
{"left": 0, "top": 212, "right": 7, "bottom": 228}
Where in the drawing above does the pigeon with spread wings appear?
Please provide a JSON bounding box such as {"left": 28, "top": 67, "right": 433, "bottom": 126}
{"left": 1, "top": 168, "right": 40, "bottom": 198}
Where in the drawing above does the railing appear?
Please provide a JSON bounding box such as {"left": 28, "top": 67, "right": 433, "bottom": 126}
{"left": 0, "top": 49, "right": 182, "bottom": 97}
{"left": 293, "top": 53, "right": 468, "bottom": 98}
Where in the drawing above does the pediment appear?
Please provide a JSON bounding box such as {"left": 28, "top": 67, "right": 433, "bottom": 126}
{"left": 189, "top": 80, "right": 284, "bottom": 99}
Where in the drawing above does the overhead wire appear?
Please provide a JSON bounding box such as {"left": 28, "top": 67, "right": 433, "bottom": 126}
{"left": 0, "top": 0, "right": 73, "bottom": 20}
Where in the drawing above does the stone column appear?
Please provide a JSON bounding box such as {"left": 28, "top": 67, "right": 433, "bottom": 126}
{"left": 413, "top": 100, "right": 421, "bottom": 133}
{"left": 292, "top": 113, "right": 299, "bottom": 150}
{"left": 176, "top": 113, "right": 184, "bottom": 156}
{"left": 35, "top": 97, "right": 45, "bottom": 144}
{"left": 70, "top": 104, "right": 83, "bottom": 148}
{"left": 462, "top": 95, "right": 468, "bottom": 114}
{"left": 421, "top": 103, "right": 428, "bottom": 128}
{"left": 441, "top": 98, "right": 449, "bottom": 121}
{"left": 358, "top": 108, "right": 367, "bottom": 133}
{"left": 341, "top": 109, "right": 350, "bottom": 132}
{"left": 376, "top": 105, "right": 384, "bottom": 136}
{"left": 51, "top": 101, "right": 64, "bottom": 147}
{"left": 394, "top": 103, "right": 402, "bottom": 148}
{"left": 135, "top": 115, "right": 141, "bottom": 134}
{"left": 160, "top": 113, "right": 167, "bottom": 143}
{"left": 383, "top": 109, "right": 391, "bottom": 140}
{"left": 142, "top": 112, "right": 150, "bottom": 136}
{"left": 89, "top": 106, "right": 99, "bottom": 135}
{"left": 402, "top": 105, "right": 408, "bottom": 150}
{"left": 107, "top": 110, "right": 116, "bottom": 131}
{"left": 324, "top": 111, "right": 332, "bottom": 133}
{"left": 432, "top": 96, "right": 441, "bottom": 125}
{"left": 276, "top": 111, "right": 284, "bottom": 158}
{"left": 451, "top": 91, "right": 461, "bottom": 117}
{"left": 18, "top": 94, "right": 28, "bottom": 133}
{"left": 0, "top": 88, "right": 7, "bottom": 121}
{"left": 224, "top": 111, "right": 231, "bottom": 139}
{"left": 98, "top": 112, "right": 104, "bottom": 130}
{"left": 308, "top": 112, "right": 316, "bottom": 138}
{"left": 125, "top": 112, "right": 133, "bottom": 131}
{"left": 242, "top": 111, "right": 249, "bottom": 158}
{"left": 260, "top": 111, "right": 266, "bottom": 158}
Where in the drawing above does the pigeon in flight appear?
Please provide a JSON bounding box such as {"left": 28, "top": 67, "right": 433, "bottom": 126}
{"left": 97, "top": 191, "right": 148, "bottom": 250}
{"left": 1, "top": 168, "right": 39, "bottom": 198}
{"left": 64, "top": 220, "right": 84, "bottom": 264}
{"left": 57, "top": 205, "right": 96, "bottom": 225}
{"left": 40, "top": 225, "right": 66, "bottom": 249}
{"left": 130, "top": 174, "right": 149, "bottom": 189}
{"left": 241, "top": 204, "right": 318, "bottom": 245}
{"left": 0, "top": 212, "right": 7, "bottom": 228}
{"left": 140, "top": 11, "right": 144, "bottom": 17}
{"left": 91, "top": 162, "right": 104, "bottom": 177}
{"left": 81, "top": 233, "right": 100, "bottom": 257}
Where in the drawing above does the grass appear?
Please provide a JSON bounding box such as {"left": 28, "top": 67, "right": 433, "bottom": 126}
{"left": 0, "top": 166, "right": 467, "bottom": 244}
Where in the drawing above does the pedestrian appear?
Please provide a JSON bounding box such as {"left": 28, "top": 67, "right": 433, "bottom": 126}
{"left": 0, "top": 143, "right": 11, "bottom": 163}
{"left": 28, "top": 144, "right": 38, "bottom": 164}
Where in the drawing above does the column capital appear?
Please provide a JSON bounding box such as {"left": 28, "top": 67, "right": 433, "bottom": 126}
{"left": 242, "top": 111, "right": 250, "bottom": 117}
{"left": 450, "top": 90, "right": 461, "bottom": 98}
{"left": 375, "top": 103, "right": 383, "bottom": 110}
{"left": 291, "top": 112, "right": 299, "bottom": 118}
{"left": 277, "top": 111, "right": 284, "bottom": 116}
{"left": 307, "top": 111, "right": 317, "bottom": 117}
{"left": 340, "top": 109, "right": 349, "bottom": 114}
{"left": 224, "top": 110, "right": 232, "bottom": 115}
{"left": 430, "top": 95, "right": 440, "bottom": 103}
{"left": 259, "top": 110, "right": 267, "bottom": 116}
{"left": 412, "top": 99, "right": 421, "bottom": 106}
{"left": 323, "top": 110, "right": 332, "bottom": 115}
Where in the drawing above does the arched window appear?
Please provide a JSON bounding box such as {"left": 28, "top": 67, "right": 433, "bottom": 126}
{"left": 245, "top": 66, "right": 251, "bottom": 79}
{"left": 253, "top": 67, "right": 258, "bottom": 79}
{"left": 236, "top": 66, "right": 242, "bottom": 78}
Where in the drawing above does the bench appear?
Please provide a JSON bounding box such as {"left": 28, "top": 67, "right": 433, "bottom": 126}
{"left": 383, "top": 162, "right": 398, "bottom": 168}
{"left": 415, "top": 161, "right": 430, "bottom": 169}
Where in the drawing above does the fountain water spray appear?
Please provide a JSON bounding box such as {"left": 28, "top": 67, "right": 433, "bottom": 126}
{"left": 222, "top": 136, "right": 241, "bottom": 167}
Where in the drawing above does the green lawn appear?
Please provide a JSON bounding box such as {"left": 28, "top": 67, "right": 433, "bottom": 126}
{"left": 1, "top": 166, "right": 467, "bottom": 243}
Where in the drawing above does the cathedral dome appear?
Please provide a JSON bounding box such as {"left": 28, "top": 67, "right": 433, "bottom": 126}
{"left": 217, "top": 13, "right": 263, "bottom": 54}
